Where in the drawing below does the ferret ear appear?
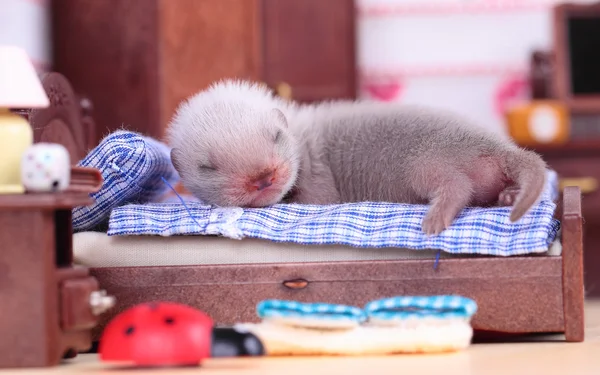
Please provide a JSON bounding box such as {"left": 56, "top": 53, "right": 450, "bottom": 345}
{"left": 271, "top": 108, "right": 288, "bottom": 128}
{"left": 170, "top": 148, "right": 183, "bottom": 174}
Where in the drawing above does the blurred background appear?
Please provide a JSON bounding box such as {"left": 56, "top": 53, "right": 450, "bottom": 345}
{"left": 2, "top": 0, "right": 600, "bottom": 295}
{"left": 4, "top": 0, "right": 591, "bottom": 138}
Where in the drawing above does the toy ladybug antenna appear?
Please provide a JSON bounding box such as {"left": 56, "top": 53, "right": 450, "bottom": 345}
{"left": 99, "top": 302, "right": 264, "bottom": 367}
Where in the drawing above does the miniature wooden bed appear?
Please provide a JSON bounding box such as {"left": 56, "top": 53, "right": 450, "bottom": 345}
{"left": 29, "top": 72, "right": 585, "bottom": 344}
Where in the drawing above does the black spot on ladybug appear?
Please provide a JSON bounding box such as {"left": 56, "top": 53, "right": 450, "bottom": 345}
{"left": 124, "top": 325, "right": 135, "bottom": 335}
{"left": 164, "top": 317, "right": 175, "bottom": 325}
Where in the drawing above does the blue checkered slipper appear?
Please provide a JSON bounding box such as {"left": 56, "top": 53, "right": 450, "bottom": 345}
{"left": 364, "top": 295, "right": 477, "bottom": 325}
{"left": 256, "top": 299, "right": 367, "bottom": 329}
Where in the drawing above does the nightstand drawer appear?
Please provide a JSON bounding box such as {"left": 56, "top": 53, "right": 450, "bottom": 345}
{"left": 60, "top": 277, "right": 99, "bottom": 331}
{"left": 57, "top": 268, "right": 116, "bottom": 332}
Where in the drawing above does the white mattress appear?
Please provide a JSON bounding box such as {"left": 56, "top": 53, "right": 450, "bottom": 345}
{"left": 73, "top": 232, "right": 562, "bottom": 268}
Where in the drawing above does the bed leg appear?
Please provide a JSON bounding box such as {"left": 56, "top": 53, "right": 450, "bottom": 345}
{"left": 561, "top": 186, "right": 585, "bottom": 342}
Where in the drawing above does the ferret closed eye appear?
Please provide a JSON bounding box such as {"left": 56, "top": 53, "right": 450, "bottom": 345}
{"left": 166, "top": 79, "right": 547, "bottom": 235}
{"left": 199, "top": 165, "right": 216, "bottom": 171}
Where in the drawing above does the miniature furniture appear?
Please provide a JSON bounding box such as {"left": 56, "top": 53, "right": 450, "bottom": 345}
{"left": 0, "top": 73, "right": 112, "bottom": 368}
{"left": 24, "top": 72, "right": 585, "bottom": 347}
{"left": 50, "top": 0, "right": 356, "bottom": 142}
{"left": 0, "top": 192, "right": 100, "bottom": 368}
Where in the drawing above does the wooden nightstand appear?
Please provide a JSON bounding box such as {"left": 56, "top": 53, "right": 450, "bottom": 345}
{"left": 0, "top": 168, "right": 115, "bottom": 368}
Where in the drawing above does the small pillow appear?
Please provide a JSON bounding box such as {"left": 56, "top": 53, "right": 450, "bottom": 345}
{"left": 257, "top": 299, "right": 367, "bottom": 329}
{"left": 72, "top": 130, "right": 179, "bottom": 231}
{"left": 364, "top": 295, "right": 478, "bottom": 325}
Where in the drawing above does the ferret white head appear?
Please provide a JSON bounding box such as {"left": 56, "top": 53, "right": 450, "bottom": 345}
{"left": 166, "top": 79, "right": 300, "bottom": 207}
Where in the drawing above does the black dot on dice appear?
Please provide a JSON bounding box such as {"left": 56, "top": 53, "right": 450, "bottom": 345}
{"left": 124, "top": 325, "right": 135, "bottom": 335}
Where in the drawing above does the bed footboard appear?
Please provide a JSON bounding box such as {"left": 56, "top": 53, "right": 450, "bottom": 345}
{"left": 561, "top": 186, "right": 584, "bottom": 342}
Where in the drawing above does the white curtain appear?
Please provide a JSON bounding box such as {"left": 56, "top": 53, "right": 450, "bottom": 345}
{"left": 356, "top": 0, "right": 595, "bottom": 135}
{"left": 0, "top": 0, "right": 51, "bottom": 73}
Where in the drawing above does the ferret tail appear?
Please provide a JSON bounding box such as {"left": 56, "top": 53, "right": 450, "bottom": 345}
{"left": 505, "top": 147, "right": 548, "bottom": 222}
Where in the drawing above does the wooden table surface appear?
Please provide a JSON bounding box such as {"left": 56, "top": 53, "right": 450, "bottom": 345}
{"left": 3, "top": 300, "right": 600, "bottom": 375}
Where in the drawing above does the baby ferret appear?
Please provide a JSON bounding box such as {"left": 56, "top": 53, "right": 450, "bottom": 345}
{"left": 166, "top": 80, "right": 547, "bottom": 235}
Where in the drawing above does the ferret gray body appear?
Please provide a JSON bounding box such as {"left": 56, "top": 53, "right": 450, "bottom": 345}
{"left": 167, "top": 80, "right": 547, "bottom": 235}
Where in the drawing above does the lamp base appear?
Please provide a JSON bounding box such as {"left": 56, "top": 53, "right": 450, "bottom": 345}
{"left": 0, "top": 109, "right": 33, "bottom": 195}
{"left": 0, "top": 185, "right": 25, "bottom": 194}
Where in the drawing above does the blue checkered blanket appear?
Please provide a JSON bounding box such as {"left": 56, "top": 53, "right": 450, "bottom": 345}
{"left": 73, "top": 130, "right": 561, "bottom": 256}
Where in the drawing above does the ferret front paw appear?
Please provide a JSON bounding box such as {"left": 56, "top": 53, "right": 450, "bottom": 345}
{"left": 498, "top": 187, "right": 520, "bottom": 206}
{"left": 421, "top": 212, "right": 451, "bottom": 236}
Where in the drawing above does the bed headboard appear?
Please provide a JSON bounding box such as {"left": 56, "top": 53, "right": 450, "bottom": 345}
{"left": 15, "top": 72, "right": 96, "bottom": 164}
{"left": 13, "top": 72, "right": 102, "bottom": 192}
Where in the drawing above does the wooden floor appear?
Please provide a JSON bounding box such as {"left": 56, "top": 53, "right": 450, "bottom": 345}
{"left": 4, "top": 300, "right": 600, "bottom": 375}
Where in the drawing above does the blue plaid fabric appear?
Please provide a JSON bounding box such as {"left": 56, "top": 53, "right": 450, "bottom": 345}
{"left": 257, "top": 300, "right": 367, "bottom": 323}
{"left": 107, "top": 169, "right": 560, "bottom": 255}
{"left": 364, "top": 295, "right": 477, "bottom": 321}
{"left": 72, "top": 130, "right": 180, "bottom": 231}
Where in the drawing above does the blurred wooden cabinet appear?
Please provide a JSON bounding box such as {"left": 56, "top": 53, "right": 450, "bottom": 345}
{"left": 261, "top": 0, "right": 356, "bottom": 103}
{"left": 51, "top": 0, "right": 356, "bottom": 143}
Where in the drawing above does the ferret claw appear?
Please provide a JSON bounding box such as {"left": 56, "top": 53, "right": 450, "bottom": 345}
{"left": 421, "top": 214, "right": 449, "bottom": 236}
{"left": 498, "top": 188, "right": 520, "bottom": 207}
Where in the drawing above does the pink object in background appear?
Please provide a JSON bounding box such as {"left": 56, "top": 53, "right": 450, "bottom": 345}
{"left": 363, "top": 76, "right": 404, "bottom": 102}
{"left": 493, "top": 74, "right": 530, "bottom": 118}
{"left": 357, "top": 0, "right": 549, "bottom": 16}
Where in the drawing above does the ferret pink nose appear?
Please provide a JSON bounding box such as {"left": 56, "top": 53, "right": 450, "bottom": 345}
{"left": 251, "top": 172, "right": 275, "bottom": 191}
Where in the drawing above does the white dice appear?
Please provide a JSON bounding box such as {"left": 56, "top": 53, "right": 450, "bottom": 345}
{"left": 21, "top": 143, "right": 71, "bottom": 193}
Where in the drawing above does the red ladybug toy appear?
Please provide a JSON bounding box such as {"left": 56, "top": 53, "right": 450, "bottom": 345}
{"left": 99, "top": 302, "right": 264, "bottom": 367}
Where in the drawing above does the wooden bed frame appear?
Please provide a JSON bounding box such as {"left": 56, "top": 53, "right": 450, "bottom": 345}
{"left": 26, "top": 72, "right": 586, "bottom": 346}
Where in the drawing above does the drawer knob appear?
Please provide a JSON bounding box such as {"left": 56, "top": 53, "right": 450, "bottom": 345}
{"left": 559, "top": 177, "right": 598, "bottom": 194}
{"left": 283, "top": 279, "right": 308, "bottom": 289}
{"left": 89, "top": 289, "right": 116, "bottom": 315}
